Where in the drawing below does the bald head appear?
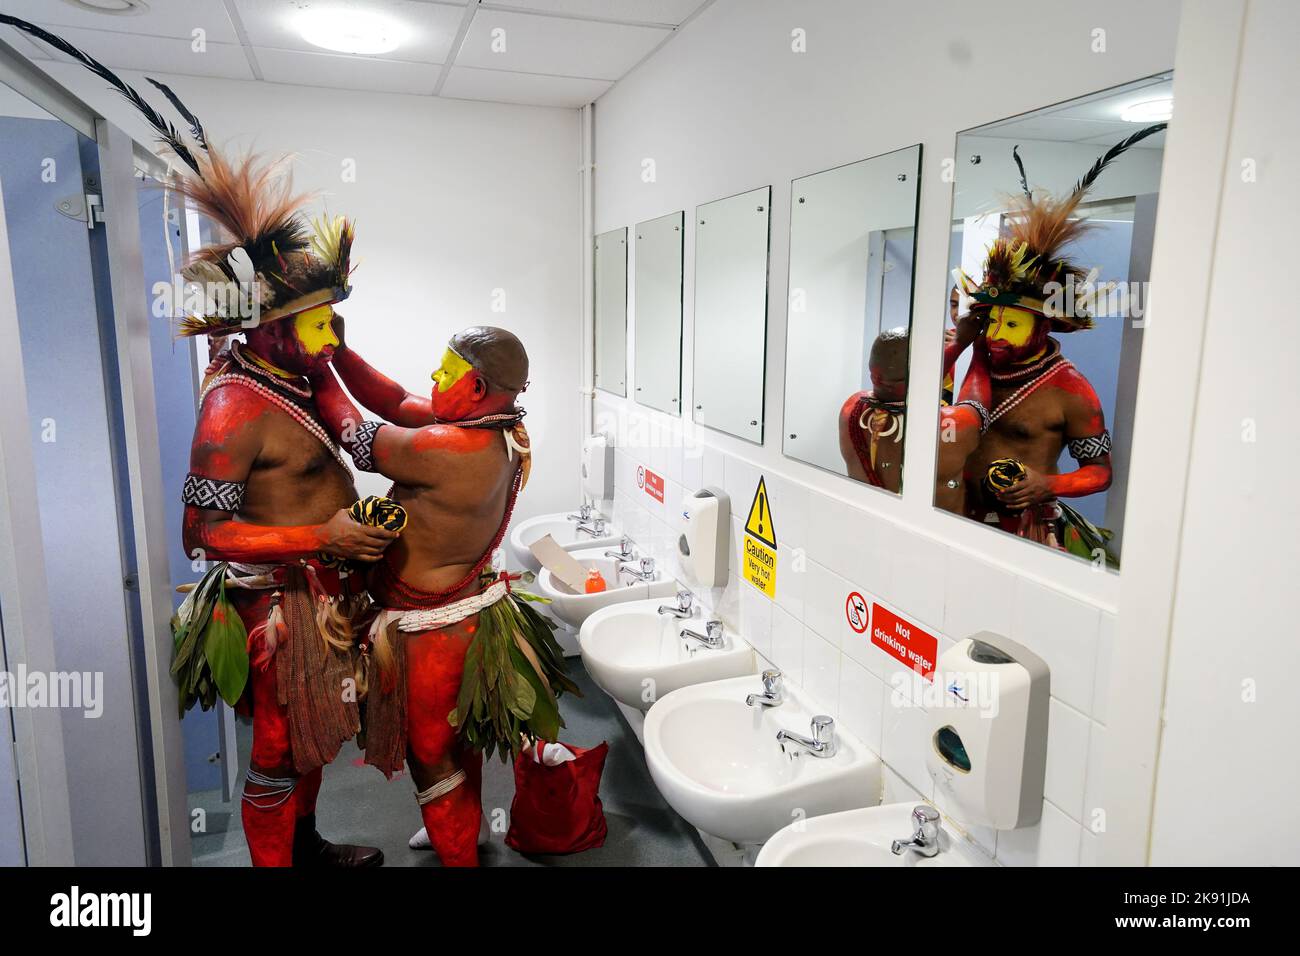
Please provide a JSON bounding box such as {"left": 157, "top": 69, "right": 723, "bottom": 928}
{"left": 449, "top": 326, "right": 529, "bottom": 395}
{"left": 868, "top": 326, "right": 909, "bottom": 401}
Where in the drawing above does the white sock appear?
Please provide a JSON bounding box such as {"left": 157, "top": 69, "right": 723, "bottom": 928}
{"left": 408, "top": 810, "right": 490, "bottom": 850}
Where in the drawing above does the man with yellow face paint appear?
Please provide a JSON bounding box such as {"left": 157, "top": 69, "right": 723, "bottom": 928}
{"left": 941, "top": 126, "right": 1174, "bottom": 564}
{"left": 312, "top": 322, "right": 575, "bottom": 867}
{"left": 950, "top": 279, "right": 1115, "bottom": 559}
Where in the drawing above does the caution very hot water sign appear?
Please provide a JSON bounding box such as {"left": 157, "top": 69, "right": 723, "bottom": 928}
{"left": 742, "top": 477, "right": 778, "bottom": 599}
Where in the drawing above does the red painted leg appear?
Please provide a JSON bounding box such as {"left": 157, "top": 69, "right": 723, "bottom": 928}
{"left": 418, "top": 780, "right": 481, "bottom": 867}
{"left": 296, "top": 767, "right": 323, "bottom": 818}
{"left": 406, "top": 618, "right": 481, "bottom": 866}
{"left": 237, "top": 594, "right": 298, "bottom": 868}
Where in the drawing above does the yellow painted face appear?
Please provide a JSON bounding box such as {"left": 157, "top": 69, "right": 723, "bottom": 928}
{"left": 984, "top": 305, "right": 1037, "bottom": 348}
{"left": 431, "top": 347, "right": 474, "bottom": 391}
{"left": 292, "top": 305, "right": 338, "bottom": 356}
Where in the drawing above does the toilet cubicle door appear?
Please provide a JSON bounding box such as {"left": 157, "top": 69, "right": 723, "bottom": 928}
{"left": 0, "top": 104, "right": 151, "bottom": 863}
{"left": 136, "top": 183, "right": 233, "bottom": 801}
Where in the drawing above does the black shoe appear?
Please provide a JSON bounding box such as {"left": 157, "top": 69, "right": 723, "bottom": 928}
{"left": 293, "top": 813, "right": 384, "bottom": 868}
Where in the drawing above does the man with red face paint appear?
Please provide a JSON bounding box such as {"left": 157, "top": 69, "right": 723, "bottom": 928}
{"left": 310, "top": 325, "right": 574, "bottom": 867}
{"left": 185, "top": 297, "right": 396, "bottom": 869}
{"left": 945, "top": 126, "right": 1169, "bottom": 560}
{"left": 1, "top": 14, "right": 400, "bottom": 866}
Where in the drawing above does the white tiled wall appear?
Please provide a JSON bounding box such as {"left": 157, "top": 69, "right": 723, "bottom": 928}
{"left": 594, "top": 396, "right": 1116, "bottom": 867}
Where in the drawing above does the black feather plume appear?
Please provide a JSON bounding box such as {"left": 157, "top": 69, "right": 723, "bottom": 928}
{"left": 1071, "top": 122, "right": 1167, "bottom": 201}
{"left": 1012, "top": 145, "right": 1031, "bottom": 200}
{"left": 146, "top": 77, "right": 207, "bottom": 152}
{"left": 0, "top": 15, "right": 203, "bottom": 177}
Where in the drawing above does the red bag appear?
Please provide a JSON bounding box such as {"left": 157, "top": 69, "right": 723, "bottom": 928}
{"left": 505, "top": 741, "right": 609, "bottom": 855}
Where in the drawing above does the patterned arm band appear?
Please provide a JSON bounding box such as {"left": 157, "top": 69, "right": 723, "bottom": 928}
{"left": 350, "top": 420, "right": 384, "bottom": 473}
{"left": 953, "top": 399, "right": 991, "bottom": 435}
{"left": 182, "top": 473, "right": 246, "bottom": 512}
{"left": 1068, "top": 431, "right": 1112, "bottom": 461}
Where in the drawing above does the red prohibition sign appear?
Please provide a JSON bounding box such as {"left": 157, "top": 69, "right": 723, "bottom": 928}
{"left": 636, "top": 465, "right": 645, "bottom": 488}
{"left": 845, "top": 591, "right": 869, "bottom": 634}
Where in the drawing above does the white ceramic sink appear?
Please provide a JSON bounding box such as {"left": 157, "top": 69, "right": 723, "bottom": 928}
{"left": 755, "top": 803, "right": 995, "bottom": 867}
{"left": 579, "top": 599, "right": 756, "bottom": 712}
{"left": 536, "top": 548, "right": 678, "bottom": 630}
{"left": 507, "top": 511, "right": 624, "bottom": 573}
{"left": 644, "top": 674, "right": 881, "bottom": 845}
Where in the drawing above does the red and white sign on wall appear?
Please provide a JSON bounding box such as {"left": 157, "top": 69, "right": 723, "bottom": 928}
{"left": 870, "top": 604, "right": 938, "bottom": 681}
{"left": 845, "top": 592, "right": 869, "bottom": 634}
{"left": 642, "top": 467, "right": 665, "bottom": 503}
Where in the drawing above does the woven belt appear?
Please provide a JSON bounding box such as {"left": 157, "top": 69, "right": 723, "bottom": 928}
{"left": 367, "top": 579, "right": 510, "bottom": 640}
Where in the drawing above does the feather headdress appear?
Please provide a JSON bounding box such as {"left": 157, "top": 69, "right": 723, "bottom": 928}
{"left": 0, "top": 15, "right": 354, "bottom": 337}
{"left": 955, "top": 122, "right": 1166, "bottom": 332}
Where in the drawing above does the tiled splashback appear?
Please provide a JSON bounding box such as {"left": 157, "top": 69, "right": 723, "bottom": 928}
{"left": 593, "top": 396, "right": 1114, "bottom": 867}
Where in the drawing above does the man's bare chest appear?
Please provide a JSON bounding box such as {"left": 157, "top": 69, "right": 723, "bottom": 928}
{"left": 989, "top": 384, "right": 1068, "bottom": 444}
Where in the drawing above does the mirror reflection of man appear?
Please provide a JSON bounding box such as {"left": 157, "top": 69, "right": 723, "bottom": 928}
{"left": 944, "top": 126, "right": 1163, "bottom": 561}
{"left": 838, "top": 327, "right": 909, "bottom": 492}
{"left": 955, "top": 302, "right": 1112, "bottom": 547}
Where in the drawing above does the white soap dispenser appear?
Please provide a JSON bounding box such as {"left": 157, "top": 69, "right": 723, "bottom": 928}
{"left": 926, "top": 632, "right": 1050, "bottom": 829}
{"left": 677, "top": 487, "right": 730, "bottom": 588}
{"left": 581, "top": 434, "right": 613, "bottom": 502}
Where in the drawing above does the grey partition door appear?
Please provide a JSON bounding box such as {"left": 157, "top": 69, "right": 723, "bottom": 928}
{"left": 0, "top": 113, "right": 148, "bottom": 864}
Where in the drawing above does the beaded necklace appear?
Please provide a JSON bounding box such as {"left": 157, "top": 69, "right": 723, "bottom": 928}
{"left": 228, "top": 342, "right": 314, "bottom": 400}
{"left": 989, "top": 360, "right": 1073, "bottom": 424}
{"left": 434, "top": 408, "right": 526, "bottom": 430}
{"left": 201, "top": 372, "right": 349, "bottom": 470}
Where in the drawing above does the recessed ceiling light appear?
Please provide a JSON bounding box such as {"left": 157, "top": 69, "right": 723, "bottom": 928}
{"left": 60, "top": 0, "right": 149, "bottom": 14}
{"left": 297, "top": 8, "right": 406, "bottom": 55}
{"left": 1121, "top": 96, "right": 1173, "bottom": 123}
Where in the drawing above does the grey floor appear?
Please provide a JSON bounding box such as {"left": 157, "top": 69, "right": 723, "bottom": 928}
{"left": 190, "top": 658, "right": 714, "bottom": 867}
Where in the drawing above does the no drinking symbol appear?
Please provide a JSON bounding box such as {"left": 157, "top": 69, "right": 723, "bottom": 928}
{"left": 845, "top": 591, "right": 869, "bottom": 634}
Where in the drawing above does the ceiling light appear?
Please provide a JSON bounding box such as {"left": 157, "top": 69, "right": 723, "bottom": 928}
{"left": 60, "top": 0, "right": 149, "bottom": 14}
{"left": 1121, "top": 96, "right": 1173, "bottom": 123}
{"left": 297, "top": 8, "right": 406, "bottom": 55}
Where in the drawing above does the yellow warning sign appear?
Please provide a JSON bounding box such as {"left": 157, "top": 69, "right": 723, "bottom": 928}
{"left": 744, "top": 477, "right": 777, "bottom": 549}
{"left": 743, "top": 476, "right": 777, "bottom": 598}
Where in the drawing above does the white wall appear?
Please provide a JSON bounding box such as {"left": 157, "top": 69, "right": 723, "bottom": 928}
{"left": 1147, "top": 0, "right": 1299, "bottom": 865}
{"left": 591, "top": 0, "right": 1184, "bottom": 866}
{"left": 37, "top": 64, "right": 583, "bottom": 524}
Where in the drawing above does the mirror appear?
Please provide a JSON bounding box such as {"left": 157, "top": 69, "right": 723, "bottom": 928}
{"left": 934, "top": 74, "right": 1172, "bottom": 569}
{"left": 692, "top": 186, "right": 771, "bottom": 443}
{"left": 594, "top": 227, "right": 628, "bottom": 396}
{"left": 633, "top": 211, "right": 685, "bottom": 414}
{"left": 783, "top": 145, "right": 923, "bottom": 493}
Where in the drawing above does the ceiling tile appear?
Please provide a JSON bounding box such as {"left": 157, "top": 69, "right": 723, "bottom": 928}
{"left": 6, "top": 23, "right": 254, "bottom": 80}
{"left": 440, "top": 64, "right": 611, "bottom": 107}
{"left": 257, "top": 47, "right": 442, "bottom": 94}
{"left": 234, "top": 0, "right": 463, "bottom": 63}
{"left": 0, "top": 0, "right": 240, "bottom": 44}
{"left": 458, "top": 9, "right": 668, "bottom": 79}
{"left": 483, "top": 0, "right": 707, "bottom": 26}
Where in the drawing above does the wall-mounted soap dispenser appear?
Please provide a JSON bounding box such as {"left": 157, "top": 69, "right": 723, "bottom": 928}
{"left": 581, "top": 434, "right": 613, "bottom": 502}
{"left": 926, "top": 632, "right": 1050, "bottom": 830}
{"left": 677, "top": 487, "right": 730, "bottom": 588}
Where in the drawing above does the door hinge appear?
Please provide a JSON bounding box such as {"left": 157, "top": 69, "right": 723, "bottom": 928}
{"left": 53, "top": 192, "right": 105, "bottom": 229}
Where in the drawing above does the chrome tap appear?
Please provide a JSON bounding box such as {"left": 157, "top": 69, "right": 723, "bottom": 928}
{"left": 745, "top": 669, "right": 784, "bottom": 707}
{"left": 657, "top": 588, "right": 693, "bottom": 618}
{"left": 890, "top": 805, "right": 941, "bottom": 859}
{"left": 604, "top": 536, "right": 635, "bottom": 561}
{"left": 776, "top": 715, "right": 837, "bottom": 759}
{"left": 680, "top": 620, "right": 725, "bottom": 650}
{"left": 566, "top": 503, "right": 593, "bottom": 523}
{"left": 618, "top": 556, "right": 656, "bottom": 582}
{"left": 575, "top": 516, "right": 607, "bottom": 538}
